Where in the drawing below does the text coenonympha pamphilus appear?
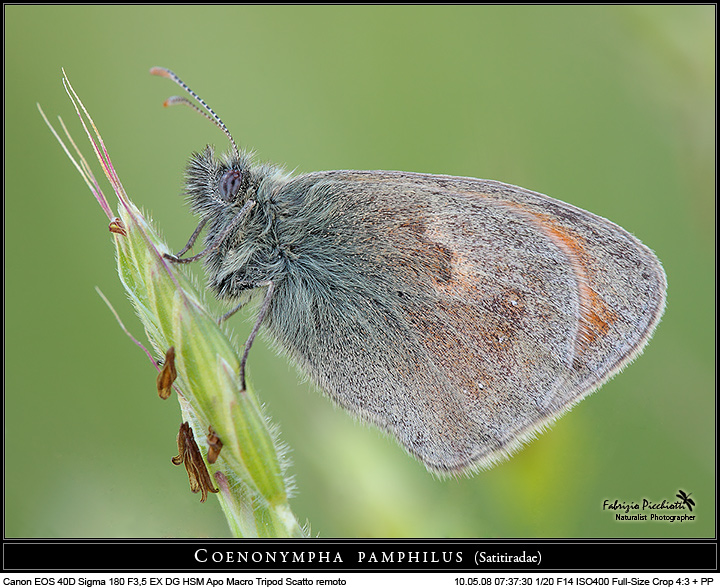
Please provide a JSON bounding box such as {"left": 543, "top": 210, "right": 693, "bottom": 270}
{"left": 151, "top": 67, "right": 667, "bottom": 475}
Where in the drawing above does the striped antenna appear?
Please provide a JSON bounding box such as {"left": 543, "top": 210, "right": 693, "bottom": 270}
{"left": 150, "top": 67, "right": 240, "bottom": 158}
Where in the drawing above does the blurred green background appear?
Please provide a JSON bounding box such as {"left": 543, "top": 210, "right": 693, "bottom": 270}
{"left": 5, "top": 6, "right": 714, "bottom": 538}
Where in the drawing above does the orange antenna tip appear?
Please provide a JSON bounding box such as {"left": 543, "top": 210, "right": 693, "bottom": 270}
{"left": 149, "top": 66, "right": 173, "bottom": 79}
{"left": 150, "top": 66, "right": 240, "bottom": 159}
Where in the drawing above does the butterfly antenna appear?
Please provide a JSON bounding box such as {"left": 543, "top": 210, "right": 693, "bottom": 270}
{"left": 150, "top": 66, "right": 240, "bottom": 159}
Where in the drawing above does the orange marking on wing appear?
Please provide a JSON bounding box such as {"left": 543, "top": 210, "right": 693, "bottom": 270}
{"left": 519, "top": 208, "right": 618, "bottom": 354}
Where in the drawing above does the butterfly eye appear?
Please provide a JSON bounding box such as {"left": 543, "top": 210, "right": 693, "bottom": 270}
{"left": 219, "top": 169, "right": 244, "bottom": 201}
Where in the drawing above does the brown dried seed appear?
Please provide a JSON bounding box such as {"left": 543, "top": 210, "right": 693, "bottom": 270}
{"left": 206, "top": 426, "right": 223, "bottom": 464}
{"left": 171, "top": 422, "right": 218, "bottom": 502}
{"left": 156, "top": 346, "right": 177, "bottom": 399}
{"left": 108, "top": 217, "right": 127, "bottom": 236}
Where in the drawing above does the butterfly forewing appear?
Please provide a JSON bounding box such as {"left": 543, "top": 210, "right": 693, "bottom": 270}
{"left": 262, "top": 171, "right": 666, "bottom": 472}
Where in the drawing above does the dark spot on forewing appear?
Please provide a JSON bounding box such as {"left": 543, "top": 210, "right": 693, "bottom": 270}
{"left": 391, "top": 219, "right": 454, "bottom": 285}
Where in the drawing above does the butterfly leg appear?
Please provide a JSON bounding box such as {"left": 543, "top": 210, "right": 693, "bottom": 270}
{"left": 163, "top": 200, "right": 256, "bottom": 264}
{"left": 217, "top": 299, "right": 248, "bottom": 324}
{"left": 215, "top": 280, "right": 276, "bottom": 391}
{"left": 170, "top": 217, "right": 207, "bottom": 259}
{"left": 238, "top": 280, "right": 275, "bottom": 391}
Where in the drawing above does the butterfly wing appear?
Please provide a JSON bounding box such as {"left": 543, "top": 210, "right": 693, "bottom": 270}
{"left": 265, "top": 170, "right": 666, "bottom": 473}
